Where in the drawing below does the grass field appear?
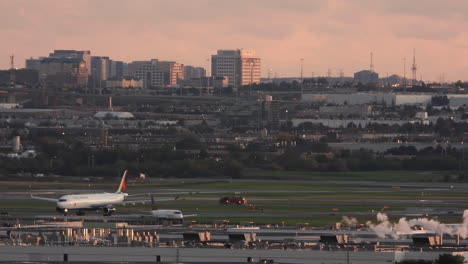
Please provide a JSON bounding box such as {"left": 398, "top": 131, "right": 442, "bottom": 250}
{"left": 244, "top": 170, "right": 449, "bottom": 182}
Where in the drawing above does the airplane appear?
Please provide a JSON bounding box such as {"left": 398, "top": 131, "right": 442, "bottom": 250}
{"left": 137, "top": 196, "right": 197, "bottom": 224}
{"left": 31, "top": 170, "right": 151, "bottom": 216}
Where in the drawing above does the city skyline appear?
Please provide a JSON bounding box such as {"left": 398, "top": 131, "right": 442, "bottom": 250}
{"left": 2, "top": 0, "right": 468, "bottom": 82}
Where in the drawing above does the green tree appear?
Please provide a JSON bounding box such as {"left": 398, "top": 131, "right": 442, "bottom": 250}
{"left": 175, "top": 136, "right": 203, "bottom": 150}
{"left": 396, "top": 260, "right": 431, "bottom": 264}
{"left": 434, "top": 254, "right": 464, "bottom": 264}
{"left": 222, "top": 159, "right": 243, "bottom": 178}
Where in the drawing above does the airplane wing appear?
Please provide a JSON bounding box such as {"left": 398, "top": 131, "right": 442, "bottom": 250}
{"left": 31, "top": 195, "right": 58, "bottom": 203}
{"left": 184, "top": 214, "right": 198, "bottom": 217}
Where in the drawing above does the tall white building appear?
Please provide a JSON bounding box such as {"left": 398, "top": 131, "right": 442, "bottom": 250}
{"left": 169, "top": 63, "right": 184, "bottom": 86}
{"left": 158, "top": 61, "right": 184, "bottom": 86}
{"left": 240, "top": 50, "right": 261, "bottom": 86}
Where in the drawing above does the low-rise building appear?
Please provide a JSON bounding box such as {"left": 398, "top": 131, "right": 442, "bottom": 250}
{"left": 354, "top": 70, "right": 379, "bottom": 85}
{"left": 106, "top": 77, "right": 143, "bottom": 89}
{"left": 302, "top": 92, "right": 432, "bottom": 106}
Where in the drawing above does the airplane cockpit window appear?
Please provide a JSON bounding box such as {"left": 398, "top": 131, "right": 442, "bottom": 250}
{"left": 174, "top": 212, "right": 181, "bottom": 214}
{"left": 58, "top": 199, "right": 67, "bottom": 202}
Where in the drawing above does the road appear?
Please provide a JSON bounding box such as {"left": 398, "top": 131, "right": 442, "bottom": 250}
{"left": 0, "top": 245, "right": 446, "bottom": 264}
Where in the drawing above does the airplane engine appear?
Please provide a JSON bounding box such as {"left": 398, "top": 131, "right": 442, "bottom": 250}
{"left": 103, "top": 206, "right": 116, "bottom": 216}
{"left": 56, "top": 207, "right": 68, "bottom": 215}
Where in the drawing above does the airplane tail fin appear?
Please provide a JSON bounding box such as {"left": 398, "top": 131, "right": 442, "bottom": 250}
{"left": 150, "top": 195, "right": 157, "bottom": 210}
{"left": 116, "top": 170, "right": 128, "bottom": 193}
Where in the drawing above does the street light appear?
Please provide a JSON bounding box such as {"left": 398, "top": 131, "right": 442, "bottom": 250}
{"left": 88, "top": 155, "right": 95, "bottom": 168}
{"left": 249, "top": 61, "right": 254, "bottom": 97}
{"left": 49, "top": 156, "right": 57, "bottom": 169}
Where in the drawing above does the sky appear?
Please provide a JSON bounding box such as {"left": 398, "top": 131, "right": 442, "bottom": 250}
{"left": 1, "top": 0, "right": 468, "bottom": 82}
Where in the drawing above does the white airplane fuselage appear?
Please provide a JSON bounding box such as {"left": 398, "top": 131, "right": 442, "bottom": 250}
{"left": 57, "top": 193, "right": 127, "bottom": 210}
{"left": 150, "top": 209, "right": 184, "bottom": 220}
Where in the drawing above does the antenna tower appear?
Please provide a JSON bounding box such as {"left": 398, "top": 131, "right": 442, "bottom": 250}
{"left": 9, "top": 54, "right": 15, "bottom": 89}
{"left": 402, "top": 57, "right": 407, "bottom": 91}
{"left": 370, "top": 52, "right": 374, "bottom": 72}
{"left": 300, "top": 58, "right": 304, "bottom": 96}
{"left": 411, "top": 48, "right": 417, "bottom": 85}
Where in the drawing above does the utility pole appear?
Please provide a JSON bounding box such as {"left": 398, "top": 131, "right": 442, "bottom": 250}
{"left": 9, "top": 54, "right": 15, "bottom": 89}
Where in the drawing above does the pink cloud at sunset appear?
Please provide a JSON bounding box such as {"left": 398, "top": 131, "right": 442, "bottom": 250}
{"left": 1, "top": 0, "right": 468, "bottom": 81}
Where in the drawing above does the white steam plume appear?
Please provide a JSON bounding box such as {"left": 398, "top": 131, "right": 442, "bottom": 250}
{"left": 366, "top": 210, "right": 468, "bottom": 239}
{"left": 342, "top": 216, "right": 358, "bottom": 226}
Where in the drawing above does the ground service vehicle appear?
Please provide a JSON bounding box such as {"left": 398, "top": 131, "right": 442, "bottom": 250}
{"left": 219, "top": 196, "right": 247, "bottom": 205}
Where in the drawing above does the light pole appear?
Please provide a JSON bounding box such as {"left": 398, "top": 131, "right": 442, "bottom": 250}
{"left": 249, "top": 61, "right": 254, "bottom": 97}
{"left": 460, "top": 141, "right": 465, "bottom": 174}
{"left": 49, "top": 156, "right": 57, "bottom": 169}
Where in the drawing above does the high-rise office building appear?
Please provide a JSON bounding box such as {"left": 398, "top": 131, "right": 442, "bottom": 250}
{"left": 240, "top": 50, "right": 261, "bottom": 86}
{"left": 25, "top": 57, "right": 44, "bottom": 71}
{"left": 169, "top": 63, "right": 184, "bottom": 86}
{"left": 158, "top": 61, "right": 184, "bottom": 86}
{"left": 128, "top": 60, "right": 185, "bottom": 88}
{"left": 211, "top": 50, "right": 241, "bottom": 87}
{"left": 131, "top": 59, "right": 164, "bottom": 88}
{"left": 49, "top": 50, "right": 91, "bottom": 75}
{"left": 39, "top": 57, "right": 88, "bottom": 88}
{"left": 91, "top": 56, "right": 110, "bottom": 81}
{"left": 184, "top": 65, "right": 206, "bottom": 80}
{"left": 109, "top": 60, "right": 126, "bottom": 79}
{"left": 211, "top": 49, "right": 260, "bottom": 87}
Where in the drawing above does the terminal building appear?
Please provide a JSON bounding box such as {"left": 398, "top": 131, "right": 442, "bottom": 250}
{"left": 302, "top": 92, "right": 468, "bottom": 107}
{"left": 302, "top": 93, "right": 432, "bottom": 106}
